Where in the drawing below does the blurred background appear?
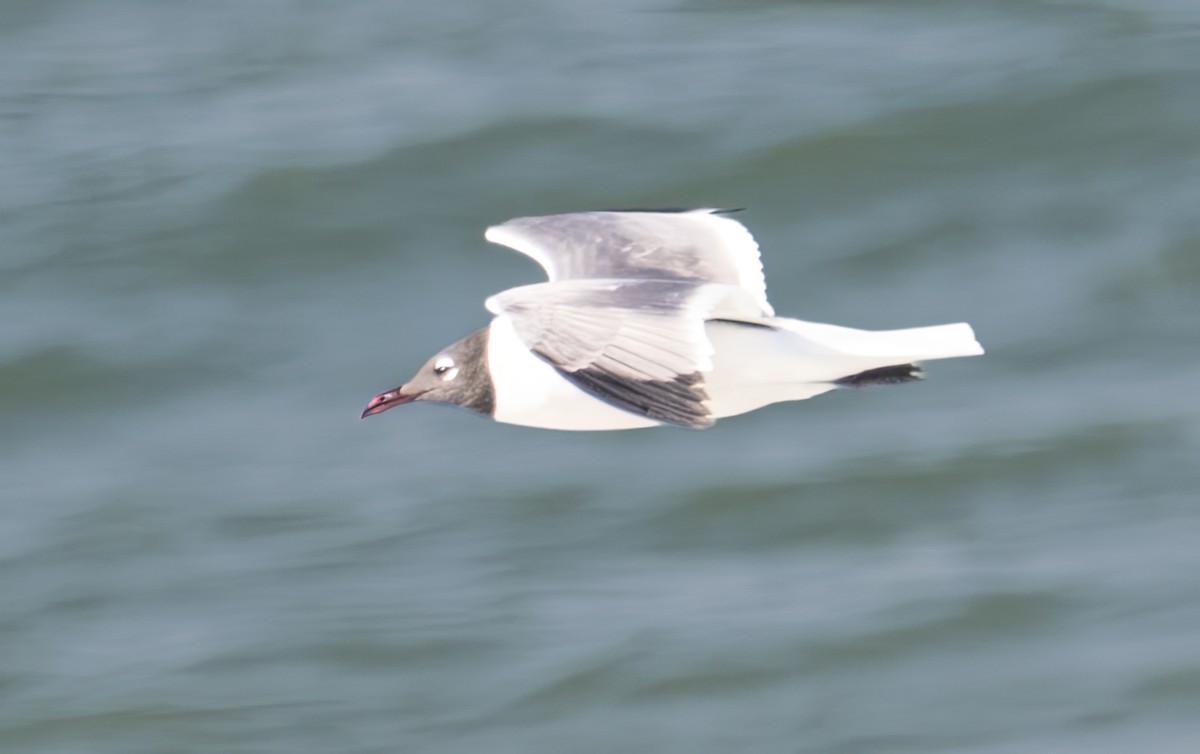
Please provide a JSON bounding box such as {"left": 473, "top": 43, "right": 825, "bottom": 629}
{"left": 2, "top": 1, "right": 1199, "bottom": 752}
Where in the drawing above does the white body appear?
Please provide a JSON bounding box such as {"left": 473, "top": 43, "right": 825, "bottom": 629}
{"left": 487, "top": 313, "right": 983, "bottom": 431}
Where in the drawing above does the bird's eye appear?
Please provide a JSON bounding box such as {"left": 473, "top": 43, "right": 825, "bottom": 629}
{"left": 433, "top": 357, "right": 458, "bottom": 381}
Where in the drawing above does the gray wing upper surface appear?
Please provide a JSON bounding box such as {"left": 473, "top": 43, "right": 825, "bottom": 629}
{"left": 486, "top": 280, "right": 731, "bottom": 428}
{"left": 485, "top": 209, "right": 774, "bottom": 317}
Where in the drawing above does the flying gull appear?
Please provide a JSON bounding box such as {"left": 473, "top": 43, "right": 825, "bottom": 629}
{"left": 361, "top": 209, "right": 983, "bottom": 430}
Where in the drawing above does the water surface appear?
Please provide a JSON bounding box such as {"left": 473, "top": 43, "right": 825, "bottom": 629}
{"left": 2, "top": 2, "right": 1199, "bottom": 752}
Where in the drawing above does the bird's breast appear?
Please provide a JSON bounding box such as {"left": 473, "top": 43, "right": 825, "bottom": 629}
{"left": 485, "top": 316, "right": 660, "bottom": 431}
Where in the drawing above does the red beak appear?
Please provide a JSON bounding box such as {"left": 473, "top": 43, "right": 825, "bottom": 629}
{"left": 360, "top": 387, "right": 423, "bottom": 419}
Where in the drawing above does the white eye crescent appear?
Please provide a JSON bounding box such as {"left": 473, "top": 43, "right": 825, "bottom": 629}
{"left": 433, "top": 356, "right": 459, "bottom": 381}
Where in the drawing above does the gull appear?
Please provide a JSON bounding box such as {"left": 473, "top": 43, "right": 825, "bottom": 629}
{"left": 362, "top": 209, "right": 983, "bottom": 430}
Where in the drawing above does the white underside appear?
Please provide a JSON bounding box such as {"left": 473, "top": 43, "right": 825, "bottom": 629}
{"left": 488, "top": 315, "right": 660, "bottom": 430}
{"left": 487, "top": 315, "right": 983, "bottom": 431}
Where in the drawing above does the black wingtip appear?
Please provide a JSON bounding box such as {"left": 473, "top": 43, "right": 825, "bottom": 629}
{"left": 834, "top": 364, "right": 924, "bottom": 387}
{"left": 598, "top": 207, "right": 746, "bottom": 215}
{"left": 564, "top": 365, "right": 713, "bottom": 429}
{"left": 601, "top": 207, "right": 693, "bottom": 214}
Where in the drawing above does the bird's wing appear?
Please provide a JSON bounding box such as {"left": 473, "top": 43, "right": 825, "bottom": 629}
{"left": 485, "top": 280, "right": 736, "bottom": 428}
{"left": 484, "top": 209, "right": 774, "bottom": 317}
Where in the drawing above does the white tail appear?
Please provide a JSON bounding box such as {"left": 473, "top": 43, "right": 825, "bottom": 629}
{"left": 704, "top": 318, "right": 983, "bottom": 419}
{"left": 774, "top": 319, "right": 984, "bottom": 363}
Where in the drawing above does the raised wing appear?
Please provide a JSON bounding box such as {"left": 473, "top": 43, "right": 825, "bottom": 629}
{"left": 486, "top": 279, "right": 735, "bottom": 428}
{"left": 484, "top": 209, "right": 774, "bottom": 316}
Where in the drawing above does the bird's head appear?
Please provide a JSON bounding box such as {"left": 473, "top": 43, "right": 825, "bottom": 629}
{"left": 361, "top": 328, "right": 494, "bottom": 419}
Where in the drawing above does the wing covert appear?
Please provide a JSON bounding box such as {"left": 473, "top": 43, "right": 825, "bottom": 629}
{"left": 486, "top": 279, "right": 727, "bottom": 428}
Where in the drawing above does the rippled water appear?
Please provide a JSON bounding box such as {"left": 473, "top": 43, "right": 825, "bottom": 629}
{"left": 3, "top": 2, "right": 1199, "bottom": 752}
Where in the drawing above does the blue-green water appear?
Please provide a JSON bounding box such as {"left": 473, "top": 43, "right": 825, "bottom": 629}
{"left": 3, "top": 2, "right": 1200, "bottom": 752}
